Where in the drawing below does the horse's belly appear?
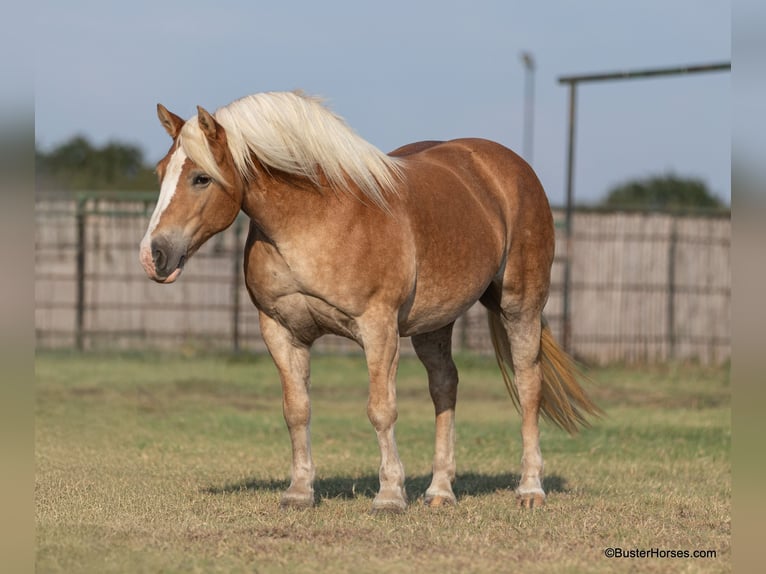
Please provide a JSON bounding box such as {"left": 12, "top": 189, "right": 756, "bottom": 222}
{"left": 398, "top": 300, "right": 476, "bottom": 337}
{"left": 397, "top": 266, "right": 496, "bottom": 337}
{"left": 397, "top": 222, "right": 504, "bottom": 336}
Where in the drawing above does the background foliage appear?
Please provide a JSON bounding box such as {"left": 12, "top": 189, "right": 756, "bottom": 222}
{"left": 36, "top": 137, "right": 157, "bottom": 191}
{"left": 600, "top": 173, "right": 724, "bottom": 210}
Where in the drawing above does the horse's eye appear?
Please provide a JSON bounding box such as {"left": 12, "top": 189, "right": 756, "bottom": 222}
{"left": 193, "top": 174, "right": 212, "bottom": 187}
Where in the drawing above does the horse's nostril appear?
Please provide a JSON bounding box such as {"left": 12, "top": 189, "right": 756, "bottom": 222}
{"left": 150, "top": 235, "right": 187, "bottom": 279}
{"left": 152, "top": 248, "right": 166, "bottom": 271}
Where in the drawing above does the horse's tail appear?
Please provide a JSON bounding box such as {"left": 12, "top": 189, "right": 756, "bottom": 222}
{"left": 488, "top": 312, "right": 602, "bottom": 435}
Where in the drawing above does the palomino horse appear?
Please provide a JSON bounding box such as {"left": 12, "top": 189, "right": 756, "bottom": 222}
{"left": 139, "top": 91, "right": 600, "bottom": 512}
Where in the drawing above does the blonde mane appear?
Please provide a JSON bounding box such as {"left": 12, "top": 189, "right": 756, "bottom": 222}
{"left": 178, "top": 91, "right": 404, "bottom": 209}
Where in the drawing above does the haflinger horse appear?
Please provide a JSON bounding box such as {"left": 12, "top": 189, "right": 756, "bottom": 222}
{"left": 139, "top": 91, "right": 601, "bottom": 512}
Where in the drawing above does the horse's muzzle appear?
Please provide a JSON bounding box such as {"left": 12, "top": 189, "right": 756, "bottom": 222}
{"left": 139, "top": 232, "right": 188, "bottom": 284}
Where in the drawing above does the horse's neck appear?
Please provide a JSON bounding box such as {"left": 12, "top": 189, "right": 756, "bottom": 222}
{"left": 240, "top": 174, "right": 345, "bottom": 242}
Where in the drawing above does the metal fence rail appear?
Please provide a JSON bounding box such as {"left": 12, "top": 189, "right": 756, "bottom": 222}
{"left": 35, "top": 193, "right": 730, "bottom": 364}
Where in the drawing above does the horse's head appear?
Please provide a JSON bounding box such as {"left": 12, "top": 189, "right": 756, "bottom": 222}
{"left": 139, "top": 104, "right": 243, "bottom": 283}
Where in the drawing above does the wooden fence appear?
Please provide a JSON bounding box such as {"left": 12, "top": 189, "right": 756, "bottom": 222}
{"left": 35, "top": 193, "right": 730, "bottom": 365}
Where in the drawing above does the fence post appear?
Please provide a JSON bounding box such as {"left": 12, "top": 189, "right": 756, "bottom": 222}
{"left": 75, "top": 196, "right": 86, "bottom": 351}
{"left": 667, "top": 220, "right": 678, "bottom": 361}
{"left": 231, "top": 217, "right": 243, "bottom": 353}
{"left": 562, "top": 81, "right": 578, "bottom": 354}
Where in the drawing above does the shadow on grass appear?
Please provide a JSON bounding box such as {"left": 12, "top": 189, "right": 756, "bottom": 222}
{"left": 204, "top": 472, "right": 567, "bottom": 502}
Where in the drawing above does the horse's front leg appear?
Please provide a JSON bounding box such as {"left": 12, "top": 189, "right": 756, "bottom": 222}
{"left": 360, "top": 314, "right": 407, "bottom": 513}
{"left": 259, "top": 311, "right": 316, "bottom": 508}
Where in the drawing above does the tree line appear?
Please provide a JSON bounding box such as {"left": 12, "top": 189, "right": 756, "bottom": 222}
{"left": 36, "top": 136, "right": 157, "bottom": 192}
{"left": 36, "top": 136, "right": 726, "bottom": 210}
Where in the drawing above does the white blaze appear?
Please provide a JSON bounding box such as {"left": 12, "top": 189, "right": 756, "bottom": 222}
{"left": 142, "top": 146, "right": 188, "bottom": 243}
{"left": 139, "top": 146, "right": 187, "bottom": 277}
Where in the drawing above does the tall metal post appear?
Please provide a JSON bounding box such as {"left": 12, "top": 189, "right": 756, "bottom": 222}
{"left": 75, "top": 197, "right": 86, "bottom": 351}
{"left": 667, "top": 220, "right": 678, "bottom": 360}
{"left": 562, "top": 82, "right": 577, "bottom": 353}
{"left": 231, "top": 217, "right": 243, "bottom": 353}
{"left": 520, "top": 52, "right": 536, "bottom": 165}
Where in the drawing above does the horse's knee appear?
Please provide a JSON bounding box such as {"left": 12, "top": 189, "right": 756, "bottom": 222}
{"left": 367, "top": 401, "right": 398, "bottom": 431}
{"left": 282, "top": 392, "right": 311, "bottom": 428}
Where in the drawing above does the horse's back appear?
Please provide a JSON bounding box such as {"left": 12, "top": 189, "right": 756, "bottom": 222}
{"left": 389, "top": 140, "right": 444, "bottom": 157}
{"left": 397, "top": 137, "right": 554, "bottom": 247}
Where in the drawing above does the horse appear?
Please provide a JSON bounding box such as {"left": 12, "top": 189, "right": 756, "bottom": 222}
{"left": 139, "top": 91, "right": 600, "bottom": 512}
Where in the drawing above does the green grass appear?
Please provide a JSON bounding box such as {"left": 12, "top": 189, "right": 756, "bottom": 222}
{"left": 35, "top": 352, "right": 730, "bottom": 573}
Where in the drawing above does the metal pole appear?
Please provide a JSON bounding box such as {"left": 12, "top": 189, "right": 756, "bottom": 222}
{"left": 557, "top": 61, "right": 730, "bottom": 85}
{"left": 75, "top": 197, "right": 86, "bottom": 351}
{"left": 667, "top": 220, "right": 678, "bottom": 361}
{"left": 562, "top": 82, "right": 578, "bottom": 353}
{"left": 231, "top": 217, "right": 243, "bottom": 353}
{"left": 520, "top": 52, "right": 536, "bottom": 164}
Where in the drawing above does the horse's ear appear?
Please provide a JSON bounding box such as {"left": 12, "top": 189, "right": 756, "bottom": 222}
{"left": 157, "top": 104, "right": 184, "bottom": 139}
{"left": 197, "top": 106, "right": 220, "bottom": 140}
{"left": 196, "top": 106, "right": 227, "bottom": 160}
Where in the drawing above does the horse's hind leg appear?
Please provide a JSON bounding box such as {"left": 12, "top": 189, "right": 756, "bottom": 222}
{"left": 497, "top": 309, "right": 546, "bottom": 508}
{"left": 412, "top": 323, "right": 458, "bottom": 507}
{"left": 509, "top": 313, "right": 546, "bottom": 507}
{"left": 259, "top": 311, "right": 316, "bottom": 509}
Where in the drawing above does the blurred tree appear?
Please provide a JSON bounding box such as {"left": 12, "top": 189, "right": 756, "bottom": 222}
{"left": 601, "top": 173, "right": 724, "bottom": 210}
{"left": 36, "top": 135, "right": 157, "bottom": 191}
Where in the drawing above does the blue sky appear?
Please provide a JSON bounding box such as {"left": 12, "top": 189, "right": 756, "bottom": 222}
{"left": 34, "top": 0, "right": 731, "bottom": 205}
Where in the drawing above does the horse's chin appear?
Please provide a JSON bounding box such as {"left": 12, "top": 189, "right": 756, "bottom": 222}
{"left": 156, "top": 266, "right": 183, "bottom": 284}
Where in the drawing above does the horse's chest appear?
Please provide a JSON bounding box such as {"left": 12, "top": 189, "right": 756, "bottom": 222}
{"left": 243, "top": 239, "right": 361, "bottom": 342}
{"left": 244, "top": 241, "right": 296, "bottom": 302}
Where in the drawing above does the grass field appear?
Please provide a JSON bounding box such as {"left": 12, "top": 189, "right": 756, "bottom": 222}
{"left": 35, "top": 351, "right": 730, "bottom": 573}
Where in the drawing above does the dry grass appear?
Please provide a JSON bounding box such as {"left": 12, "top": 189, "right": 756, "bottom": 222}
{"left": 35, "top": 352, "right": 730, "bottom": 573}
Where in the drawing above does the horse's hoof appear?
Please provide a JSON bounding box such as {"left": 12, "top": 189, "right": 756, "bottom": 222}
{"left": 370, "top": 486, "right": 407, "bottom": 515}
{"left": 370, "top": 493, "right": 407, "bottom": 515}
{"left": 279, "top": 492, "right": 315, "bottom": 510}
{"left": 516, "top": 491, "right": 546, "bottom": 509}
